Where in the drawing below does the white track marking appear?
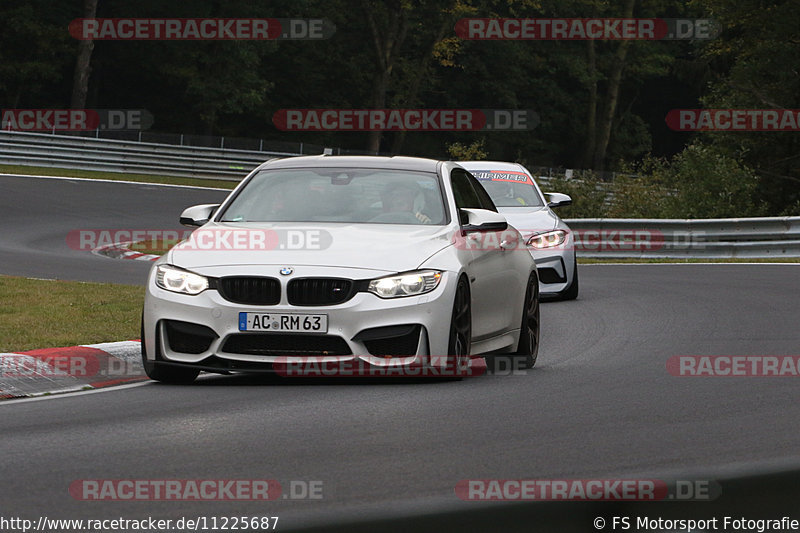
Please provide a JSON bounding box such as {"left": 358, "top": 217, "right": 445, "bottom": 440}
{"left": 0, "top": 172, "right": 231, "bottom": 191}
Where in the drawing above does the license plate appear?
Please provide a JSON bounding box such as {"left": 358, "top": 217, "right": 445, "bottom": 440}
{"left": 238, "top": 312, "right": 328, "bottom": 333}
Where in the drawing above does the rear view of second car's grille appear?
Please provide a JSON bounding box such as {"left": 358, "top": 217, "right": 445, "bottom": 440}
{"left": 217, "top": 277, "right": 280, "bottom": 305}
{"left": 287, "top": 278, "right": 354, "bottom": 306}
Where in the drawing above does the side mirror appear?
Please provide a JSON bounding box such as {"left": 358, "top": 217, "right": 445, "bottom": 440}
{"left": 460, "top": 208, "right": 508, "bottom": 232}
{"left": 179, "top": 204, "right": 219, "bottom": 227}
{"left": 545, "top": 192, "right": 572, "bottom": 209}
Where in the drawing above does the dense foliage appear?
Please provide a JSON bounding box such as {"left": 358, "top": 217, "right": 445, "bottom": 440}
{"left": 1, "top": 0, "right": 797, "bottom": 216}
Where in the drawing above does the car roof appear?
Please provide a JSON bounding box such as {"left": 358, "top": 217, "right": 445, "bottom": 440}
{"left": 457, "top": 160, "right": 529, "bottom": 174}
{"left": 257, "top": 155, "right": 441, "bottom": 173}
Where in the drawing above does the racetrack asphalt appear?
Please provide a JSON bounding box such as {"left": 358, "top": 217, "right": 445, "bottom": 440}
{"left": 1, "top": 174, "right": 799, "bottom": 530}
{"left": 0, "top": 174, "right": 228, "bottom": 284}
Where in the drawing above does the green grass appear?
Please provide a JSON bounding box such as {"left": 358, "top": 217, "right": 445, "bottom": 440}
{"left": 1, "top": 257, "right": 795, "bottom": 352}
{"left": 129, "top": 239, "right": 172, "bottom": 256}
{"left": 0, "top": 276, "right": 143, "bottom": 352}
{"left": 578, "top": 257, "right": 800, "bottom": 264}
{"left": 0, "top": 164, "right": 238, "bottom": 189}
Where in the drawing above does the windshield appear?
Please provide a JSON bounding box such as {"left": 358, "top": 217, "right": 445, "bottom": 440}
{"left": 219, "top": 168, "right": 446, "bottom": 225}
{"left": 465, "top": 169, "right": 545, "bottom": 208}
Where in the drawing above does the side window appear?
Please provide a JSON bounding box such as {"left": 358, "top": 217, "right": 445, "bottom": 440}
{"left": 466, "top": 172, "right": 499, "bottom": 212}
{"left": 450, "top": 169, "right": 482, "bottom": 210}
{"left": 450, "top": 169, "right": 483, "bottom": 225}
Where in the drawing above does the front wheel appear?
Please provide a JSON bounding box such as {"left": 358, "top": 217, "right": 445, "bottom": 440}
{"left": 447, "top": 277, "right": 472, "bottom": 377}
{"left": 556, "top": 252, "right": 579, "bottom": 301}
{"left": 513, "top": 273, "right": 540, "bottom": 369}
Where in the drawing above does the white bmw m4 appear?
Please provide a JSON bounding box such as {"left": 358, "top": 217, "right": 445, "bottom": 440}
{"left": 141, "top": 155, "right": 539, "bottom": 383}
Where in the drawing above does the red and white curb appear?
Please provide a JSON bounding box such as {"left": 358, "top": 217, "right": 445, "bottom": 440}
{"left": 0, "top": 341, "right": 147, "bottom": 400}
{"left": 92, "top": 241, "right": 160, "bottom": 262}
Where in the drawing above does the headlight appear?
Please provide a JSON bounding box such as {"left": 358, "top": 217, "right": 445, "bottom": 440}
{"left": 156, "top": 265, "right": 209, "bottom": 295}
{"left": 527, "top": 230, "right": 567, "bottom": 249}
{"left": 368, "top": 270, "right": 442, "bottom": 298}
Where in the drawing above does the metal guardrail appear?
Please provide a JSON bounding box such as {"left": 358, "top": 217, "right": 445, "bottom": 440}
{"left": 1, "top": 131, "right": 797, "bottom": 258}
{"left": 565, "top": 217, "right": 800, "bottom": 258}
{"left": 0, "top": 130, "right": 304, "bottom": 180}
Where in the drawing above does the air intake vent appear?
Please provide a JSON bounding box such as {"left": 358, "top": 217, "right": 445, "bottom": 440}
{"left": 221, "top": 334, "right": 352, "bottom": 356}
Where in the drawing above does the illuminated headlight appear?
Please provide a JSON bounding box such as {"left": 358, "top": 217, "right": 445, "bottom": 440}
{"left": 527, "top": 230, "right": 567, "bottom": 249}
{"left": 156, "top": 265, "right": 209, "bottom": 295}
{"left": 368, "top": 270, "right": 442, "bottom": 298}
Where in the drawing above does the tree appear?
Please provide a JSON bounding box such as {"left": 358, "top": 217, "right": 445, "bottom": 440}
{"left": 0, "top": 0, "right": 78, "bottom": 109}
{"left": 592, "top": 0, "right": 635, "bottom": 170}
{"left": 71, "top": 0, "right": 98, "bottom": 110}
{"left": 693, "top": 0, "right": 800, "bottom": 213}
{"left": 361, "top": 0, "right": 410, "bottom": 153}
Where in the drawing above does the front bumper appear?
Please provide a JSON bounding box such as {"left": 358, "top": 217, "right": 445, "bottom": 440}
{"left": 143, "top": 265, "right": 459, "bottom": 371}
{"left": 529, "top": 233, "right": 576, "bottom": 295}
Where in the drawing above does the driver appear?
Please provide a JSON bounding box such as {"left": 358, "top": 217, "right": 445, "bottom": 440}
{"left": 382, "top": 182, "right": 431, "bottom": 223}
{"left": 501, "top": 183, "right": 529, "bottom": 206}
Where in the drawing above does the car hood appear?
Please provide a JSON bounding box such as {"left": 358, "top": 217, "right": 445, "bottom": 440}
{"left": 166, "top": 222, "right": 455, "bottom": 274}
{"left": 496, "top": 207, "right": 560, "bottom": 236}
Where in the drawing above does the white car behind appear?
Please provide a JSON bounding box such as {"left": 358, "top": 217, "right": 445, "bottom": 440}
{"left": 459, "top": 161, "right": 578, "bottom": 300}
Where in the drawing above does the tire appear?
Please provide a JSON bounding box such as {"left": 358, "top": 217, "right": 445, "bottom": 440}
{"left": 513, "top": 273, "right": 540, "bottom": 369}
{"left": 446, "top": 276, "right": 472, "bottom": 377}
{"left": 141, "top": 312, "right": 200, "bottom": 384}
{"left": 557, "top": 253, "right": 579, "bottom": 301}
